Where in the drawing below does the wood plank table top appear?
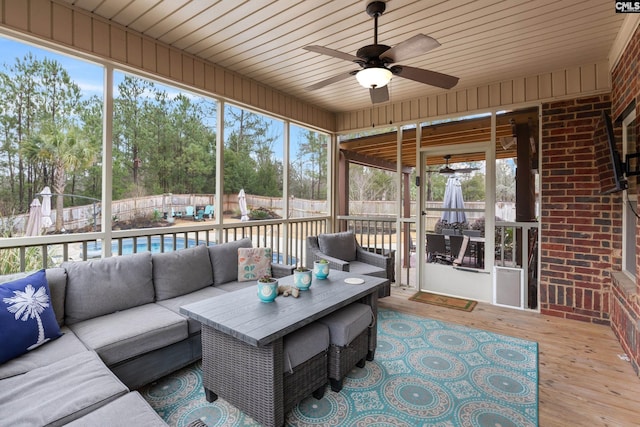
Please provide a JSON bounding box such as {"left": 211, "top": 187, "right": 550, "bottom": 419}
{"left": 180, "top": 270, "right": 385, "bottom": 347}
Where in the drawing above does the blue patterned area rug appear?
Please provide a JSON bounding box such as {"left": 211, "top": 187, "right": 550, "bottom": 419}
{"left": 139, "top": 309, "right": 538, "bottom": 426}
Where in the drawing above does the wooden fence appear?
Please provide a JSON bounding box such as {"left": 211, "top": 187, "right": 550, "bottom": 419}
{"left": 14, "top": 192, "right": 516, "bottom": 233}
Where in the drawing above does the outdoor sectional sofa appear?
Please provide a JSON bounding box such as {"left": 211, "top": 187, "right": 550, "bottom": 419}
{"left": 0, "top": 238, "right": 293, "bottom": 426}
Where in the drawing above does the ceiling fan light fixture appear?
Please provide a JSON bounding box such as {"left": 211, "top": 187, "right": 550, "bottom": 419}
{"left": 356, "top": 67, "right": 392, "bottom": 89}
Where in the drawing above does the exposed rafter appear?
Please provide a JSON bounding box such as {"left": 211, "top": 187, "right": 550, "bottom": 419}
{"left": 339, "top": 108, "right": 538, "bottom": 168}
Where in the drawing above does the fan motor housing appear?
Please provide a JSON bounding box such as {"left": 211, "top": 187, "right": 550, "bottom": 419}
{"left": 356, "top": 44, "right": 391, "bottom": 63}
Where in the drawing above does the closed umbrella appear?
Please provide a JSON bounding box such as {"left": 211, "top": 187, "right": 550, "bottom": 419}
{"left": 40, "top": 186, "right": 53, "bottom": 230}
{"left": 441, "top": 176, "right": 466, "bottom": 224}
{"left": 238, "top": 189, "right": 249, "bottom": 222}
{"left": 25, "top": 198, "right": 43, "bottom": 236}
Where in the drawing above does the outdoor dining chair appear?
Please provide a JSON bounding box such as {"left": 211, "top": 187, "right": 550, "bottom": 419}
{"left": 453, "top": 235, "right": 471, "bottom": 267}
{"left": 449, "top": 235, "right": 465, "bottom": 261}
{"left": 426, "top": 233, "right": 452, "bottom": 264}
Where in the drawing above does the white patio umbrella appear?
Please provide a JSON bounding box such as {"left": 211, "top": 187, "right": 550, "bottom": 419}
{"left": 25, "top": 198, "right": 43, "bottom": 236}
{"left": 40, "top": 186, "right": 53, "bottom": 230}
{"left": 441, "top": 176, "right": 466, "bottom": 224}
{"left": 238, "top": 189, "right": 249, "bottom": 222}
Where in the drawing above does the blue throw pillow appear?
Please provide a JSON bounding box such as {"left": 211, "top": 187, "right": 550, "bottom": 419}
{"left": 0, "top": 269, "right": 62, "bottom": 364}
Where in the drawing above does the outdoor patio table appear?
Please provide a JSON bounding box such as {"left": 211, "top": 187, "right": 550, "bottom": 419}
{"left": 180, "top": 270, "right": 386, "bottom": 427}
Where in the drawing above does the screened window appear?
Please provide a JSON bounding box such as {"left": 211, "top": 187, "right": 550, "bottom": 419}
{"left": 289, "top": 124, "right": 329, "bottom": 217}
{"left": 0, "top": 36, "right": 104, "bottom": 237}
{"left": 223, "top": 104, "right": 283, "bottom": 220}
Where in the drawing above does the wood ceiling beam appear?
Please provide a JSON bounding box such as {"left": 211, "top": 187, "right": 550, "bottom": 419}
{"left": 341, "top": 150, "right": 413, "bottom": 174}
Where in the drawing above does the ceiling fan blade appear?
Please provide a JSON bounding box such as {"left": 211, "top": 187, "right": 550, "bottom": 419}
{"left": 454, "top": 167, "right": 479, "bottom": 174}
{"left": 382, "top": 34, "right": 440, "bottom": 63}
{"left": 303, "top": 45, "right": 360, "bottom": 63}
{"left": 305, "top": 71, "right": 356, "bottom": 91}
{"left": 370, "top": 86, "right": 389, "bottom": 104}
{"left": 393, "top": 65, "right": 459, "bottom": 89}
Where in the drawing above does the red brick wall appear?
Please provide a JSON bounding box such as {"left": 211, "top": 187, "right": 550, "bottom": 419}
{"left": 541, "top": 24, "right": 640, "bottom": 374}
{"left": 540, "top": 95, "right": 618, "bottom": 325}
{"left": 610, "top": 24, "right": 640, "bottom": 375}
{"left": 612, "top": 25, "right": 639, "bottom": 120}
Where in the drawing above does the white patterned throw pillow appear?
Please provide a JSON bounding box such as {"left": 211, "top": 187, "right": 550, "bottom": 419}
{"left": 238, "top": 247, "right": 272, "bottom": 282}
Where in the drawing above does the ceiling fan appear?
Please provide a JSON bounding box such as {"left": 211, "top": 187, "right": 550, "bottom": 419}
{"left": 439, "top": 155, "right": 478, "bottom": 175}
{"left": 303, "top": 1, "right": 459, "bottom": 104}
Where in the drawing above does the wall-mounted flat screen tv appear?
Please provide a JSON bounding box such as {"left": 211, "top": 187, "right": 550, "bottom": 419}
{"left": 594, "top": 111, "right": 627, "bottom": 194}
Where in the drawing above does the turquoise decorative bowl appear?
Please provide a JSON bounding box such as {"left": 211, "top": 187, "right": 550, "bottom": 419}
{"left": 294, "top": 270, "right": 313, "bottom": 290}
{"left": 257, "top": 280, "right": 278, "bottom": 302}
{"left": 313, "top": 261, "right": 329, "bottom": 280}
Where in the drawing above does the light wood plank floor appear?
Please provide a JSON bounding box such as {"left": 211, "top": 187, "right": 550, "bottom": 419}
{"left": 380, "top": 287, "right": 640, "bottom": 427}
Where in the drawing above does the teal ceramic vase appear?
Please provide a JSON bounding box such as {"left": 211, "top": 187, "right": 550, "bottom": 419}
{"left": 313, "top": 260, "right": 329, "bottom": 280}
{"left": 257, "top": 278, "right": 278, "bottom": 302}
{"left": 294, "top": 269, "right": 313, "bottom": 290}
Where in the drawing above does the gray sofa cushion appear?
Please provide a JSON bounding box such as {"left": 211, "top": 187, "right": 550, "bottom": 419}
{"left": 68, "top": 303, "right": 188, "bottom": 366}
{"left": 0, "top": 351, "right": 128, "bottom": 427}
{"left": 65, "top": 391, "right": 168, "bottom": 427}
{"left": 62, "top": 252, "right": 154, "bottom": 325}
{"left": 156, "top": 286, "right": 227, "bottom": 334}
{"left": 0, "top": 268, "right": 67, "bottom": 327}
{"left": 153, "top": 245, "right": 214, "bottom": 300}
{"left": 208, "top": 238, "right": 252, "bottom": 285}
{"left": 346, "top": 261, "right": 386, "bottom": 278}
{"left": 46, "top": 268, "right": 68, "bottom": 327}
{"left": 283, "top": 322, "right": 329, "bottom": 373}
{"left": 0, "top": 326, "right": 88, "bottom": 380}
{"left": 318, "top": 303, "right": 373, "bottom": 347}
{"left": 318, "top": 231, "right": 357, "bottom": 261}
{"left": 214, "top": 279, "right": 256, "bottom": 293}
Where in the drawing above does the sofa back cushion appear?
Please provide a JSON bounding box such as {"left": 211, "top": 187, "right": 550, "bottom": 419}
{"left": 153, "top": 245, "right": 213, "bottom": 300}
{"left": 318, "top": 231, "right": 357, "bottom": 261}
{"left": 62, "top": 252, "right": 154, "bottom": 325}
{"left": 0, "top": 267, "right": 67, "bottom": 327}
{"left": 208, "top": 238, "right": 252, "bottom": 286}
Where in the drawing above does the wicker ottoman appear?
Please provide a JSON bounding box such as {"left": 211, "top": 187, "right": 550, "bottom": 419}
{"left": 283, "top": 322, "right": 329, "bottom": 413}
{"left": 318, "top": 303, "right": 373, "bottom": 392}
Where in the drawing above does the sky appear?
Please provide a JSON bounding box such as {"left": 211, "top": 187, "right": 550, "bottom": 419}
{"left": 0, "top": 35, "right": 104, "bottom": 98}
{"left": 0, "top": 34, "right": 322, "bottom": 162}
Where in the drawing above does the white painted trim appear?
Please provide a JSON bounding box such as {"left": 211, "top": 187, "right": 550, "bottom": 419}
{"left": 101, "top": 65, "right": 113, "bottom": 257}
{"left": 610, "top": 16, "right": 640, "bottom": 72}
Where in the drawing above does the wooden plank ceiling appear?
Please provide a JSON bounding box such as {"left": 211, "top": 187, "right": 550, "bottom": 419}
{"left": 340, "top": 108, "right": 539, "bottom": 169}
{"left": 58, "top": 0, "right": 625, "bottom": 114}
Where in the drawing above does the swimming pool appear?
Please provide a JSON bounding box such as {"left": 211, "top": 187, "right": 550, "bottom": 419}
{"left": 87, "top": 236, "right": 295, "bottom": 264}
{"left": 112, "top": 236, "right": 198, "bottom": 253}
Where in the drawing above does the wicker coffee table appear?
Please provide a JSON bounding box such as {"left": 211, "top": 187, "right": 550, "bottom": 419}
{"left": 181, "top": 270, "right": 386, "bottom": 427}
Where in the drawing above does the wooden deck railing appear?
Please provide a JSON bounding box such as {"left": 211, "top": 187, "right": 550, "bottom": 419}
{"left": 0, "top": 217, "right": 330, "bottom": 274}
{"left": 0, "top": 215, "right": 412, "bottom": 287}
